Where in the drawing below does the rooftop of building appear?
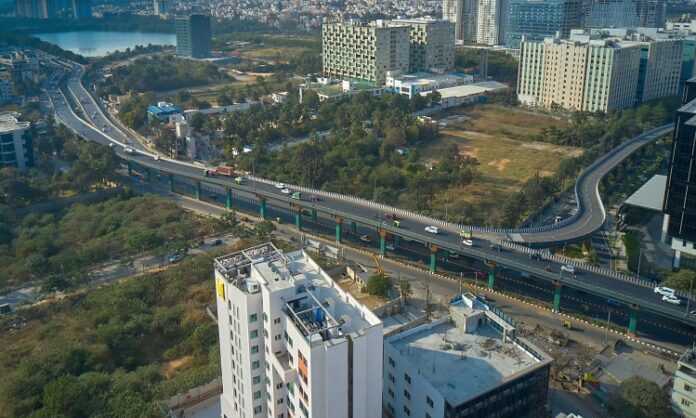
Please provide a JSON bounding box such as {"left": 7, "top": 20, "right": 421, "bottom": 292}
{"left": 419, "top": 80, "right": 507, "bottom": 99}
{"left": 312, "top": 80, "right": 383, "bottom": 97}
{"left": 0, "top": 112, "right": 29, "bottom": 133}
{"left": 147, "top": 102, "right": 182, "bottom": 116}
{"left": 388, "top": 71, "right": 472, "bottom": 85}
{"left": 215, "top": 243, "right": 380, "bottom": 343}
{"left": 386, "top": 297, "right": 548, "bottom": 407}
{"left": 679, "top": 348, "right": 696, "bottom": 367}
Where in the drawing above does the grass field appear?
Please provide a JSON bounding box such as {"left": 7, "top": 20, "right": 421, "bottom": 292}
{"left": 420, "top": 105, "right": 579, "bottom": 225}
{"left": 240, "top": 46, "right": 312, "bottom": 63}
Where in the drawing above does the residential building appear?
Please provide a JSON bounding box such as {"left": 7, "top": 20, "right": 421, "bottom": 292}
{"left": 300, "top": 79, "right": 389, "bottom": 102}
{"left": 442, "top": 0, "right": 478, "bottom": 42}
{"left": 393, "top": 19, "right": 455, "bottom": 73}
{"left": 322, "top": 21, "right": 410, "bottom": 85}
{"left": 583, "top": 0, "right": 666, "bottom": 29}
{"left": 383, "top": 294, "right": 552, "bottom": 418}
{"left": 71, "top": 0, "right": 91, "bottom": 19}
{"left": 663, "top": 78, "right": 696, "bottom": 268}
{"left": 386, "top": 72, "right": 473, "bottom": 98}
{"left": 214, "top": 243, "right": 383, "bottom": 418}
{"left": 14, "top": 0, "right": 56, "bottom": 19}
{"left": 147, "top": 101, "right": 182, "bottom": 123}
{"left": 153, "top": 0, "right": 169, "bottom": 16}
{"left": 0, "top": 112, "right": 33, "bottom": 169}
{"left": 0, "top": 70, "right": 14, "bottom": 106}
{"left": 175, "top": 14, "right": 212, "bottom": 58}
{"left": 517, "top": 31, "right": 682, "bottom": 112}
{"left": 476, "top": 0, "right": 505, "bottom": 45}
{"left": 673, "top": 348, "right": 696, "bottom": 418}
{"left": 504, "top": 0, "right": 583, "bottom": 49}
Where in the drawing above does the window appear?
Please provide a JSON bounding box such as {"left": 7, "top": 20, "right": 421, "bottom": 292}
{"left": 388, "top": 388, "right": 394, "bottom": 398}
{"left": 404, "top": 390, "right": 410, "bottom": 400}
{"left": 277, "top": 398, "right": 284, "bottom": 404}
{"left": 253, "top": 391, "right": 261, "bottom": 400}
{"left": 250, "top": 330, "right": 258, "bottom": 339}
{"left": 387, "top": 403, "right": 394, "bottom": 414}
{"left": 252, "top": 376, "right": 261, "bottom": 385}
{"left": 249, "top": 313, "right": 258, "bottom": 323}
{"left": 251, "top": 345, "right": 259, "bottom": 354}
{"left": 404, "top": 373, "right": 411, "bottom": 384}
{"left": 388, "top": 357, "right": 395, "bottom": 367}
{"left": 427, "top": 396, "right": 433, "bottom": 407}
{"left": 274, "top": 334, "right": 282, "bottom": 341}
{"left": 403, "top": 405, "right": 410, "bottom": 416}
{"left": 276, "top": 383, "right": 284, "bottom": 390}
{"left": 686, "top": 384, "right": 693, "bottom": 392}
{"left": 683, "top": 398, "right": 692, "bottom": 407}
{"left": 252, "top": 361, "right": 260, "bottom": 370}
{"left": 274, "top": 317, "right": 281, "bottom": 324}
{"left": 388, "top": 373, "right": 395, "bottom": 383}
{"left": 254, "top": 406, "right": 263, "bottom": 415}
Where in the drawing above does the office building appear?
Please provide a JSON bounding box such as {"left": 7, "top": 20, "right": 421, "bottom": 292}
{"left": 0, "top": 112, "right": 33, "bottom": 170}
{"left": 442, "top": 0, "right": 478, "bottom": 42}
{"left": 504, "top": 0, "right": 583, "bottom": 49}
{"left": 322, "top": 21, "right": 410, "bottom": 85}
{"left": 175, "top": 14, "right": 212, "bottom": 58}
{"left": 663, "top": 78, "right": 696, "bottom": 268}
{"left": 71, "top": 0, "right": 91, "bottom": 19}
{"left": 583, "top": 0, "right": 666, "bottom": 29}
{"left": 153, "top": 0, "right": 169, "bottom": 16}
{"left": 393, "top": 19, "right": 455, "bottom": 73}
{"left": 214, "top": 243, "right": 383, "bottom": 418}
{"left": 14, "top": 0, "right": 56, "bottom": 19}
{"left": 517, "top": 31, "right": 681, "bottom": 112}
{"left": 672, "top": 348, "right": 696, "bottom": 417}
{"left": 476, "top": 0, "right": 505, "bottom": 45}
{"left": 383, "top": 294, "right": 551, "bottom": 418}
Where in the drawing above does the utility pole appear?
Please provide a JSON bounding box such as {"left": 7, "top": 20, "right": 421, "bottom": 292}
{"left": 636, "top": 248, "right": 642, "bottom": 279}
{"left": 604, "top": 310, "right": 611, "bottom": 346}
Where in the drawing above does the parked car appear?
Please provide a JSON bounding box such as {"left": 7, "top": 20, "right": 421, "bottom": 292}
{"left": 606, "top": 299, "right": 623, "bottom": 308}
{"left": 359, "top": 235, "right": 371, "bottom": 243}
{"left": 560, "top": 264, "right": 576, "bottom": 274}
{"left": 529, "top": 252, "right": 542, "bottom": 260}
{"left": 663, "top": 294, "right": 682, "bottom": 305}
{"left": 425, "top": 226, "right": 439, "bottom": 234}
{"left": 462, "top": 239, "right": 473, "bottom": 246}
{"left": 654, "top": 286, "right": 676, "bottom": 297}
{"left": 489, "top": 244, "right": 502, "bottom": 251}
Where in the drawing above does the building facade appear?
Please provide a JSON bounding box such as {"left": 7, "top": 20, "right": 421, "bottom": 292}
{"left": 383, "top": 295, "right": 551, "bottom": 418}
{"left": 14, "top": 0, "right": 55, "bottom": 19}
{"left": 175, "top": 14, "right": 212, "bottom": 58}
{"left": 214, "top": 243, "right": 383, "bottom": 418}
{"left": 393, "top": 19, "right": 455, "bottom": 73}
{"left": 442, "top": 0, "right": 478, "bottom": 42}
{"left": 153, "top": 0, "right": 169, "bottom": 16}
{"left": 71, "top": 0, "right": 91, "bottom": 19}
{"left": 663, "top": 78, "right": 696, "bottom": 268}
{"left": 504, "top": 0, "right": 583, "bottom": 49}
{"left": 476, "top": 0, "right": 504, "bottom": 45}
{"left": 0, "top": 112, "right": 33, "bottom": 170}
{"left": 322, "top": 21, "right": 410, "bottom": 85}
{"left": 636, "top": 39, "right": 682, "bottom": 103}
{"left": 583, "top": 0, "right": 666, "bottom": 29}
{"left": 673, "top": 349, "right": 696, "bottom": 418}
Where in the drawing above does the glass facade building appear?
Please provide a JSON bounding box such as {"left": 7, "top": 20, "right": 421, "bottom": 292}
{"left": 505, "top": 0, "right": 582, "bottom": 49}
{"left": 175, "top": 14, "right": 212, "bottom": 58}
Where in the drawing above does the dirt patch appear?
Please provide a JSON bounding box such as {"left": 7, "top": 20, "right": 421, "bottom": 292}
{"left": 161, "top": 355, "right": 192, "bottom": 378}
{"left": 487, "top": 158, "right": 511, "bottom": 171}
{"left": 336, "top": 276, "right": 389, "bottom": 310}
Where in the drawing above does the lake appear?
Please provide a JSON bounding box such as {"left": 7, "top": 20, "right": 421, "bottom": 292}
{"left": 34, "top": 31, "right": 176, "bottom": 57}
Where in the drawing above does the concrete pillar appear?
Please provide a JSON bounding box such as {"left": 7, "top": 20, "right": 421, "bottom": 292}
{"left": 258, "top": 197, "right": 267, "bottom": 219}
{"left": 379, "top": 232, "right": 387, "bottom": 257}
{"left": 351, "top": 221, "right": 357, "bottom": 234}
{"left": 335, "top": 218, "right": 343, "bottom": 243}
{"left": 628, "top": 305, "right": 639, "bottom": 337}
{"left": 195, "top": 181, "right": 201, "bottom": 200}
{"left": 146, "top": 168, "right": 152, "bottom": 183}
{"left": 553, "top": 281, "right": 562, "bottom": 313}
{"left": 487, "top": 263, "right": 496, "bottom": 290}
{"left": 167, "top": 174, "right": 173, "bottom": 192}
{"left": 127, "top": 161, "right": 133, "bottom": 176}
{"left": 395, "top": 235, "right": 400, "bottom": 246}
{"left": 311, "top": 209, "right": 317, "bottom": 222}
{"left": 295, "top": 209, "right": 302, "bottom": 231}
{"left": 660, "top": 214, "right": 670, "bottom": 243}
{"left": 429, "top": 246, "right": 438, "bottom": 273}
{"left": 226, "top": 188, "right": 232, "bottom": 210}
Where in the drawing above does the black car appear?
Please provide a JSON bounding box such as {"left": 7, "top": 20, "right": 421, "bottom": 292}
{"left": 529, "top": 252, "right": 542, "bottom": 260}
{"left": 489, "top": 244, "right": 502, "bottom": 252}
{"left": 211, "top": 239, "right": 223, "bottom": 246}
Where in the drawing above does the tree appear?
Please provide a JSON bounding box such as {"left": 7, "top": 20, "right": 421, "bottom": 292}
{"left": 254, "top": 220, "right": 276, "bottom": 237}
{"left": 397, "top": 280, "right": 413, "bottom": 303}
{"left": 188, "top": 112, "right": 206, "bottom": 132}
{"left": 366, "top": 274, "right": 391, "bottom": 296}
{"left": 609, "top": 376, "right": 674, "bottom": 418}
{"left": 664, "top": 269, "right": 696, "bottom": 292}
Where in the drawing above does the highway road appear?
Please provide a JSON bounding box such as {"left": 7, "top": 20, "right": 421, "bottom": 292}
{"left": 50, "top": 62, "right": 696, "bottom": 331}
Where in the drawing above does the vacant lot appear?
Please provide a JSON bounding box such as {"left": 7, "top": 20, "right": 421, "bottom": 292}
{"left": 421, "top": 105, "right": 580, "bottom": 225}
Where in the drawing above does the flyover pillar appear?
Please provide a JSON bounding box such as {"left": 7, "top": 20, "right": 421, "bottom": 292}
{"left": 293, "top": 206, "right": 302, "bottom": 231}
{"left": 394, "top": 235, "right": 400, "bottom": 246}
{"left": 127, "top": 161, "right": 133, "bottom": 176}
{"left": 334, "top": 217, "right": 343, "bottom": 243}
{"left": 552, "top": 281, "right": 562, "bottom": 313}
{"left": 146, "top": 168, "right": 152, "bottom": 183}
{"left": 311, "top": 209, "right": 317, "bottom": 222}
{"left": 351, "top": 221, "right": 357, "bottom": 234}
{"left": 486, "top": 262, "right": 496, "bottom": 290}
{"left": 167, "top": 174, "right": 173, "bottom": 192}
{"left": 627, "top": 305, "right": 639, "bottom": 338}
{"left": 226, "top": 188, "right": 232, "bottom": 210}
{"left": 429, "top": 246, "right": 438, "bottom": 273}
{"left": 379, "top": 231, "right": 387, "bottom": 257}
{"left": 195, "top": 181, "right": 201, "bottom": 200}
{"left": 257, "top": 196, "right": 267, "bottom": 219}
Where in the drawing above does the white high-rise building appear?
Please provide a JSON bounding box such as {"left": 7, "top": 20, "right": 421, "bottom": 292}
{"left": 442, "top": 0, "right": 478, "bottom": 42}
{"left": 214, "top": 243, "right": 383, "bottom": 418}
{"left": 476, "top": 0, "right": 505, "bottom": 45}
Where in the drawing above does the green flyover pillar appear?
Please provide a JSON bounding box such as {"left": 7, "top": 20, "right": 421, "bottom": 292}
{"left": 258, "top": 197, "right": 266, "bottom": 219}
{"left": 294, "top": 209, "right": 302, "bottom": 231}
{"left": 486, "top": 263, "right": 496, "bottom": 290}
{"left": 195, "top": 181, "right": 201, "bottom": 200}
{"left": 167, "top": 174, "right": 173, "bottom": 192}
{"left": 351, "top": 221, "right": 357, "bottom": 234}
{"left": 379, "top": 231, "right": 387, "bottom": 257}
{"left": 429, "top": 246, "right": 438, "bottom": 273}
{"left": 627, "top": 305, "right": 639, "bottom": 338}
{"left": 127, "top": 161, "right": 133, "bottom": 176}
{"left": 553, "top": 281, "right": 562, "bottom": 312}
{"left": 146, "top": 168, "right": 152, "bottom": 183}
{"left": 334, "top": 217, "right": 343, "bottom": 243}
{"left": 311, "top": 209, "right": 317, "bottom": 222}
{"left": 226, "top": 188, "right": 232, "bottom": 210}
{"left": 394, "top": 235, "right": 400, "bottom": 246}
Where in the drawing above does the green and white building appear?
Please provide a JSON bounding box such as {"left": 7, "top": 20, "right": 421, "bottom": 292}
{"left": 393, "top": 19, "right": 455, "bottom": 73}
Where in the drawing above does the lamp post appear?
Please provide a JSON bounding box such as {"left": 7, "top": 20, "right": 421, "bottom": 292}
{"left": 636, "top": 248, "right": 643, "bottom": 279}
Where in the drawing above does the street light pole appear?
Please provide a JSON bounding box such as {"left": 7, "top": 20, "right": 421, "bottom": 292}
{"left": 636, "top": 248, "right": 642, "bottom": 279}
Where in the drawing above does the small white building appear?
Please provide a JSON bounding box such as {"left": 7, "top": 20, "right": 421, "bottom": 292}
{"left": 272, "top": 92, "right": 289, "bottom": 103}
{"left": 386, "top": 72, "right": 474, "bottom": 98}
{"left": 214, "top": 243, "right": 383, "bottom": 418}
{"left": 673, "top": 349, "right": 696, "bottom": 418}
{"left": 420, "top": 81, "right": 508, "bottom": 109}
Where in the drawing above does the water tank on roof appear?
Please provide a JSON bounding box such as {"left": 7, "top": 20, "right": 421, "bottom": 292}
{"left": 246, "top": 280, "right": 260, "bottom": 294}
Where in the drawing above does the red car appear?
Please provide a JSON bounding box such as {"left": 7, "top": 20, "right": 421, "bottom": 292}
{"left": 385, "top": 212, "right": 396, "bottom": 220}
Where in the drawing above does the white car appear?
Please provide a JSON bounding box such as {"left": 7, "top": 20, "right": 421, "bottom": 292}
{"left": 385, "top": 243, "right": 396, "bottom": 251}
{"left": 101, "top": 127, "right": 107, "bottom": 132}
{"left": 424, "top": 226, "right": 439, "bottom": 234}
{"left": 560, "top": 264, "right": 576, "bottom": 274}
{"left": 153, "top": 155, "right": 160, "bottom": 161}
{"left": 462, "top": 239, "right": 473, "bottom": 246}
{"left": 275, "top": 183, "right": 286, "bottom": 189}
{"left": 654, "top": 286, "right": 675, "bottom": 297}
{"left": 108, "top": 143, "right": 114, "bottom": 148}
{"left": 663, "top": 294, "right": 682, "bottom": 305}
{"left": 359, "top": 235, "right": 371, "bottom": 243}
{"left": 281, "top": 188, "right": 292, "bottom": 194}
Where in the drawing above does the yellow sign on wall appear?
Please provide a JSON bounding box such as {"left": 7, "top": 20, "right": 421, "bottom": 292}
{"left": 216, "top": 277, "right": 225, "bottom": 299}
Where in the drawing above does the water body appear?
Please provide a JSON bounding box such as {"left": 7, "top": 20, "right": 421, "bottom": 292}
{"left": 34, "top": 31, "right": 176, "bottom": 57}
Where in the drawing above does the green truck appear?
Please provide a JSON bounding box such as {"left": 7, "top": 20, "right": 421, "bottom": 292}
{"left": 292, "top": 192, "right": 301, "bottom": 200}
